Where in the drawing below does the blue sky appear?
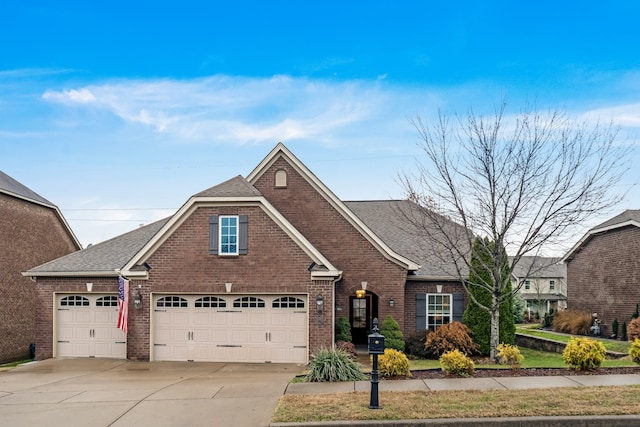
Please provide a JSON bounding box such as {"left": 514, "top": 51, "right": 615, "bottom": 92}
{"left": 1, "top": 1, "right": 639, "bottom": 253}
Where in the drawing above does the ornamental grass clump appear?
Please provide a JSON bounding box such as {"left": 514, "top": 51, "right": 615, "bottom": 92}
{"left": 439, "top": 349, "right": 475, "bottom": 377}
{"left": 562, "top": 337, "right": 606, "bottom": 370}
{"left": 305, "top": 348, "right": 367, "bottom": 382}
{"left": 629, "top": 338, "right": 640, "bottom": 364}
{"left": 497, "top": 343, "right": 524, "bottom": 369}
{"left": 379, "top": 348, "right": 412, "bottom": 378}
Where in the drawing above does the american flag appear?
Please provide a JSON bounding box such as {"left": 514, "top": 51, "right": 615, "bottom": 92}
{"left": 117, "top": 276, "right": 129, "bottom": 333}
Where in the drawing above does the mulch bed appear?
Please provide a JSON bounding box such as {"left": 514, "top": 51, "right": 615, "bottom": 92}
{"left": 409, "top": 366, "right": 640, "bottom": 379}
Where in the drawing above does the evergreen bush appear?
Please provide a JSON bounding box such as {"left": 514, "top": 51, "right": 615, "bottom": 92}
{"left": 380, "top": 314, "right": 405, "bottom": 352}
{"left": 630, "top": 338, "right": 640, "bottom": 364}
{"left": 335, "top": 317, "right": 352, "bottom": 343}
{"left": 378, "top": 348, "right": 411, "bottom": 378}
{"left": 497, "top": 343, "right": 524, "bottom": 369}
{"left": 462, "top": 237, "right": 514, "bottom": 356}
{"left": 305, "top": 348, "right": 367, "bottom": 382}
{"left": 405, "top": 331, "right": 429, "bottom": 359}
{"left": 622, "top": 322, "right": 628, "bottom": 341}
{"left": 612, "top": 319, "right": 619, "bottom": 338}
{"left": 562, "top": 337, "right": 606, "bottom": 370}
{"left": 424, "top": 321, "right": 478, "bottom": 358}
{"left": 439, "top": 349, "right": 475, "bottom": 377}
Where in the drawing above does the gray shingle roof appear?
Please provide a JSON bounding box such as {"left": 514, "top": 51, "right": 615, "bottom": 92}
{"left": 194, "top": 175, "right": 262, "bottom": 198}
{"left": 511, "top": 256, "right": 566, "bottom": 279}
{"left": 592, "top": 209, "right": 640, "bottom": 230}
{"left": 0, "top": 170, "right": 53, "bottom": 206}
{"left": 27, "top": 217, "right": 170, "bottom": 274}
{"left": 344, "top": 200, "right": 469, "bottom": 278}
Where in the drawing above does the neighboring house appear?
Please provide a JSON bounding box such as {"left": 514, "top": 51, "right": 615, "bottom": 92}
{"left": 0, "top": 171, "right": 81, "bottom": 363}
{"left": 563, "top": 210, "right": 640, "bottom": 336}
{"left": 24, "top": 143, "right": 469, "bottom": 363}
{"left": 511, "top": 256, "right": 567, "bottom": 319}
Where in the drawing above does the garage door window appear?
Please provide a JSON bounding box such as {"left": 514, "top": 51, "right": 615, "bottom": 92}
{"left": 272, "top": 297, "right": 305, "bottom": 308}
{"left": 195, "top": 296, "right": 227, "bottom": 308}
{"left": 96, "top": 296, "right": 118, "bottom": 307}
{"left": 157, "top": 296, "right": 188, "bottom": 307}
{"left": 233, "top": 296, "right": 265, "bottom": 308}
{"left": 60, "top": 295, "right": 89, "bottom": 306}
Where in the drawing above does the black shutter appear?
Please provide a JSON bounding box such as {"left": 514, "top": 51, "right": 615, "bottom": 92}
{"left": 416, "top": 293, "right": 426, "bottom": 330}
{"left": 239, "top": 215, "right": 248, "bottom": 255}
{"left": 209, "top": 215, "right": 219, "bottom": 255}
{"left": 452, "top": 293, "right": 464, "bottom": 323}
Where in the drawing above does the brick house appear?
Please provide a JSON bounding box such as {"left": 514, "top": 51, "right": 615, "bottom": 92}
{"left": 563, "top": 210, "right": 640, "bottom": 335}
{"left": 0, "top": 171, "right": 81, "bottom": 363}
{"left": 25, "top": 144, "right": 467, "bottom": 363}
{"left": 511, "top": 256, "right": 567, "bottom": 318}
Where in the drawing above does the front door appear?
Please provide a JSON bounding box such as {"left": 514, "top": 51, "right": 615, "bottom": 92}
{"left": 350, "top": 295, "right": 371, "bottom": 344}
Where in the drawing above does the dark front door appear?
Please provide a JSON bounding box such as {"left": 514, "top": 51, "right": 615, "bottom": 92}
{"left": 350, "top": 295, "right": 371, "bottom": 344}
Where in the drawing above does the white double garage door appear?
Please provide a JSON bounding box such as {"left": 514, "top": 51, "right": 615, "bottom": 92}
{"left": 55, "top": 293, "right": 308, "bottom": 364}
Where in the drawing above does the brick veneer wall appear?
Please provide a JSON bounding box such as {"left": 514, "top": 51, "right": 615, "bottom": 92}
{"left": 566, "top": 225, "right": 640, "bottom": 329}
{"left": 404, "top": 280, "right": 467, "bottom": 335}
{"left": 0, "top": 193, "right": 79, "bottom": 363}
{"left": 253, "top": 157, "right": 409, "bottom": 334}
{"left": 35, "top": 204, "right": 333, "bottom": 361}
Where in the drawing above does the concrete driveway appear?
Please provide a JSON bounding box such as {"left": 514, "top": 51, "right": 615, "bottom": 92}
{"left": 0, "top": 358, "right": 305, "bottom": 427}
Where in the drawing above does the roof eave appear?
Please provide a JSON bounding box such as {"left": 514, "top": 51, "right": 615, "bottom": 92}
{"left": 561, "top": 219, "right": 640, "bottom": 263}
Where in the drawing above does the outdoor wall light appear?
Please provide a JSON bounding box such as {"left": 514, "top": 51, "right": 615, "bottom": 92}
{"left": 389, "top": 297, "right": 395, "bottom": 307}
{"left": 355, "top": 289, "right": 366, "bottom": 298}
{"left": 316, "top": 294, "right": 324, "bottom": 312}
{"left": 133, "top": 291, "right": 143, "bottom": 309}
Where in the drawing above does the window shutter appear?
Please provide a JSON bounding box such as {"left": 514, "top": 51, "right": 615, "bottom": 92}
{"left": 452, "top": 293, "right": 464, "bottom": 323}
{"left": 416, "top": 293, "right": 426, "bottom": 330}
{"left": 239, "top": 215, "right": 248, "bottom": 255}
{"left": 209, "top": 215, "right": 219, "bottom": 255}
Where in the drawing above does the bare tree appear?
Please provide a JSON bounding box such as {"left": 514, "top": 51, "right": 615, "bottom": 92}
{"left": 401, "top": 102, "right": 629, "bottom": 361}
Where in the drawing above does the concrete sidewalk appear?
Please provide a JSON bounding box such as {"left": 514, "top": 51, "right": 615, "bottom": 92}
{"left": 284, "top": 372, "right": 640, "bottom": 394}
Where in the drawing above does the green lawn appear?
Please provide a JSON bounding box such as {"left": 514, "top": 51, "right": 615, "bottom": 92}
{"left": 515, "top": 325, "right": 631, "bottom": 353}
{"left": 408, "top": 347, "right": 636, "bottom": 371}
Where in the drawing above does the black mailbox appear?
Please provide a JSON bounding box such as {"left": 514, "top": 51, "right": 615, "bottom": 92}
{"left": 367, "top": 318, "right": 385, "bottom": 354}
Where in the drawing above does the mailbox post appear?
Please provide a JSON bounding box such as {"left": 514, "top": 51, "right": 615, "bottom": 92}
{"left": 367, "top": 317, "right": 385, "bottom": 409}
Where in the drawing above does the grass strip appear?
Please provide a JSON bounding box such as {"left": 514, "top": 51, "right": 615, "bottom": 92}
{"left": 273, "top": 385, "right": 640, "bottom": 423}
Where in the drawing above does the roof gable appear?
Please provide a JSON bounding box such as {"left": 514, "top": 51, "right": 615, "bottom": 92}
{"left": 562, "top": 210, "right": 640, "bottom": 262}
{"left": 194, "top": 175, "right": 262, "bottom": 198}
{"left": 247, "top": 143, "right": 421, "bottom": 271}
{"left": 1, "top": 170, "right": 82, "bottom": 250}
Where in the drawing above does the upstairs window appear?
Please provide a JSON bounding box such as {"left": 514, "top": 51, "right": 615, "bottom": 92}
{"left": 524, "top": 280, "right": 530, "bottom": 290}
{"left": 220, "top": 216, "right": 238, "bottom": 255}
{"left": 549, "top": 280, "right": 555, "bottom": 290}
{"left": 209, "top": 215, "right": 248, "bottom": 255}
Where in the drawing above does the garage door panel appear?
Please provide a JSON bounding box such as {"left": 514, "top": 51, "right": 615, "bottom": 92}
{"left": 152, "top": 294, "right": 308, "bottom": 363}
{"left": 55, "top": 294, "right": 126, "bottom": 359}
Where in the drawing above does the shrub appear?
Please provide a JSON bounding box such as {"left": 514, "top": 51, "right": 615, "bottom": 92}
{"left": 336, "top": 340, "right": 357, "bottom": 359}
{"left": 424, "top": 322, "right": 478, "bottom": 358}
{"left": 405, "top": 331, "right": 429, "bottom": 359}
{"left": 305, "top": 348, "right": 367, "bottom": 382}
{"left": 612, "top": 319, "right": 619, "bottom": 338}
{"left": 543, "top": 309, "right": 555, "bottom": 329}
{"left": 335, "top": 318, "right": 352, "bottom": 343}
{"left": 381, "top": 315, "right": 405, "bottom": 352}
{"left": 622, "top": 322, "right": 628, "bottom": 341}
{"left": 497, "top": 343, "right": 524, "bottom": 369}
{"left": 562, "top": 337, "right": 606, "bottom": 370}
{"left": 552, "top": 309, "right": 592, "bottom": 335}
{"left": 633, "top": 304, "right": 640, "bottom": 320}
{"left": 627, "top": 318, "right": 640, "bottom": 341}
{"left": 439, "top": 349, "right": 475, "bottom": 377}
{"left": 379, "top": 348, "right": 412, "bottom": 378}
{"left": 630, "top": 338, "right": 640, "bottom": 364}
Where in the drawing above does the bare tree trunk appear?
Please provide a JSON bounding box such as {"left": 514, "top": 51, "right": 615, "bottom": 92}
{"left": 490, "top": 292, "right": 500, "bottom": 362}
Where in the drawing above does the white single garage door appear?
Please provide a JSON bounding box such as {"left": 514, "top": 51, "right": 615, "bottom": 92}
{"left": 152, "top": 294, "right": 308, "bottom": 363}
{"left": 55, "top": 294, "right": 127, "bottom": 358}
